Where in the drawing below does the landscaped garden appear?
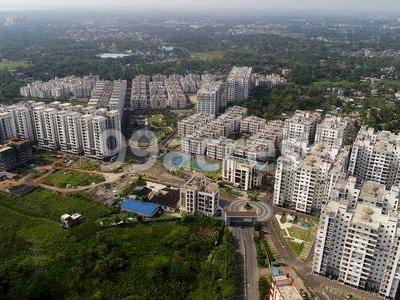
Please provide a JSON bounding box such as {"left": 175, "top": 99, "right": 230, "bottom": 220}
{"left": 275, "top": 213, "right": 318, "bottom": 260}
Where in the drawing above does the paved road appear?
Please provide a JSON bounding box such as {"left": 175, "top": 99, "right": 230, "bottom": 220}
{"left": 231, "top": 227, "right": 259, "bottom": 300}
{"left": 227, "top": 200, "right": 274, "bottom": 222}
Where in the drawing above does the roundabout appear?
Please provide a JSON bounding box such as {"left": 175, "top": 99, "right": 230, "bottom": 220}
{"left": 227, "top": 200, "right": 274, "bottom": 222}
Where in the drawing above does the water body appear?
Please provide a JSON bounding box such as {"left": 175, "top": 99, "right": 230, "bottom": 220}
{"left": 97, "top": 53, "right": 131, "bottom": 59}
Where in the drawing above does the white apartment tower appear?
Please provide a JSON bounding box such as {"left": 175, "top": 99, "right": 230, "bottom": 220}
{"left": 56, "top": 110, "right": 83, "bottom": 155}
{"left": 313, "top": 198, "right": 400, "bottom": 299}
{"left": 33, "top": 106, "right": 59, "bottom": 150}
{"left": 9, "top": 105, "right": 36, "bottom": 141}
{"left": 274, "top": 144, "right": 350, "bottom": 214}
{"left": 226, "top": 66, "right": 252, "bottom": 102}
{"left": 81, "top": 110, "right": 121, "bottom": 160}
{"left": 196, "top": 81, "right": 222, "bottom": 116}
{"left": 0, "top": 111, "right": 17, "bottom": 144}
{"left": 315, "top": 114, "right": 349, "bottom": 148}
{"left": 348, "top": 126, "right": 400, "bottom": 189}
{"left": 281, "top": 110, "right": 322, "bottom": 155}
{"left": 180, "top": 173, "right": 219, "bottom": 217}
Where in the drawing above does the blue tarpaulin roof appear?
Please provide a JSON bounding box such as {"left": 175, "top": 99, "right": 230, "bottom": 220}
{"left": 121, "top": 198, "right": 161, "bottom": 217}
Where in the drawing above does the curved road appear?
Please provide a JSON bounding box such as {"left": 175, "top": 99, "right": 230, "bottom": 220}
{"left": 227, "top": 200, "right": 274, "bottom": 222}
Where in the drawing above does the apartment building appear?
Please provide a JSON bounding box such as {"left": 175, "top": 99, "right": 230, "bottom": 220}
{"left": 253, "top": 73, "right": 286, "bottom": 89}
{"left": 226, "top": 66, "right": 252, "bottom": 102}
{"left": 0, "top": 110, "right": 17, "bottom": 144}
{"left": 206, "top": 137, "right": 235, "bottom": 160}
{"left": 165, "top": 76, "right": 187, "bottom": 109}
{"left": 313, "top": 198, "right": 400, "bottom": 299}
{"left": 240, "top": 115, "right": 267, "bottom": 134}
{"left": 179, "top": 74, "right": 200, "bottom": 93}
{"left": 274, "top": 143, "right": 350, "bottom": 214}
{"left": 88, "top": 80, "right": 125, "bottom": 113}
{"left": 32, "top": 106, "right": 59, "bottom": 150}
{"left": 196, "top": 81, "right": 222, "bottom": 116}
{"left": 56, "top": 110, "right": 83, "bottom": 155}
{"left": 315, "top": 114, "right": 349, "bottom": 148}
{"left": 348, "top": 126, "right": 400, "bottom": 189}
{"left": 222, "top": 155, "right": 268, "bottom": 190}
{"left": 0, "top": 140, "right": 33, "bottom": 171}
{"left": 2, "top": 99, "right": 123, "bottom": 160}
{"left": 131, "top": 74, "right": 197, "bottom": 110}
{"left": 246, "top": 132, "right": 278, "bottom": 161}
{"left": 81, "top": 109, "right": 121, "bottom": 160}
{"left": 281, "top": 110, "right": 322, "bottom": 155}
{"left": 131, "top": 75, "right": 150, "bottom": 110}
{"left": 331, "top": 176, "right": 400, "bottom": 214}
{"left": 8, "top": 104, "right": 36, "bottom": 141}
{"left": 180, "top": 106, "right": 247, "bottom": 155}
{"left": 149, "top": 74, "right": 167, "bottom": 109}
{"left": 108, "top": 80, "right": 127, "bottom": 117}
{"left": 181, "top": 133, "right": 207, "bottom": 155}
{"left": 20, "top": 75, "right": 98, "bottom": 99}
{"left": 178, "top": 113, "right": 215, "bottom": 137}
{"left": 180, "top": 173, "right": 219, "bottom": 217}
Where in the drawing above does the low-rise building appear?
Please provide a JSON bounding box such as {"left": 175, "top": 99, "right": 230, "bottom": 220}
{"left": 240, "top": 115, "right": 267, "bottom": 133}
{"left": 269, "top": 273, "right": 306, "bottom": 300}
{"left": 180, "top": 173, "right": 219, "bottom": 217}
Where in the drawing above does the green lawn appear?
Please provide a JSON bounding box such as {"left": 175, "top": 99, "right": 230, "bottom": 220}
{"left": 290, "top": 240, "right": 304, "bottom": 256}
{"left": 0, "top": 60, "right": 30, "bottom": 70}
{"left": 0, "top": 188, "right": 110, "bottom": 222}
{"left": 287, "top": 224, "right": 314, "bottom": 242}
{"left": 191, "top": 50, "right": 226, "bottom": 61}
{"left": 46, "top": 170, "right": 105, "bottom": 188}
{"left": 0, "top": 189, "right": 237, "bottom": 299}
{"left": 71, "top": 158, "right": 101, "bottom": 171}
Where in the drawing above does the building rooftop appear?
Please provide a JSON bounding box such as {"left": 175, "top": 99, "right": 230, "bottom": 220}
{"left": 360, "top": 181, "right": 385, "bottom": 201}
{"left": 121, "top": 198, "right": 161, "bottom": 218}
{"left": 353, "top": 203, "right": 384, "bottom": 229}
{"left": 183, "top": 173, "right": 219, "bottom": 194}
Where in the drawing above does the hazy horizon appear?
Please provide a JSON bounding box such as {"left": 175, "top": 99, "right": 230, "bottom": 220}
{"left": 0, "top": 0, "right": 400, "bottom": 14}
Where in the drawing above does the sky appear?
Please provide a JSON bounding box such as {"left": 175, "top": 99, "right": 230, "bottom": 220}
{"left": 0, "top": 0, "right": 400, "bottom": 13}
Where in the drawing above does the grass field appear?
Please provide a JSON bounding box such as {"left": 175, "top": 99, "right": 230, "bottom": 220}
{"left": 71, "top": 158, "right": 101, "bottom": 171}
{"left": 290, "top": 240, "right": 304, "bottom": 256}
{"left": 191, "top": 50, "right": 226, "bottom": 61}
{"left": 287, "top": 225, "right": 315, "bottom": 242}
{"left": 0, "top": 60, "right": 30, "bottom": 70}
{"left": 0, "top": 188, "right": 236, "bottom": 299}
{"left": 46, "top": 170, "right": 105, "bottom": 188}
{"left": 0, "top": 188, "right": 110, "bottom": 222}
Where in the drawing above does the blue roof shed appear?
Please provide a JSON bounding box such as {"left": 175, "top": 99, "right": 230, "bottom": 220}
{"left": 121, "top": 198, "right": 161, "bottom": 217}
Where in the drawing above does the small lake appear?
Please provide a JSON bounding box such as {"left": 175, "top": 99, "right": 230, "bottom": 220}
{"left": 97, "top": 53, "right": 131, "bottom": 59}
